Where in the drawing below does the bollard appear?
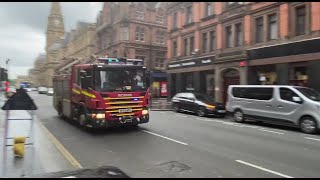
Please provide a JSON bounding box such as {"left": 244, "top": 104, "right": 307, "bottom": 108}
{"left": 13, "top": 136, "right": 26, "bottom": 157}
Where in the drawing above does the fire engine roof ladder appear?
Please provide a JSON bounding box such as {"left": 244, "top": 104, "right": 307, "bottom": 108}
{"left": 1, "top": 88, "right": 38, "bottom": 177}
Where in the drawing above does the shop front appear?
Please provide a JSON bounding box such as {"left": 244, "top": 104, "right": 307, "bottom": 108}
{"left": 247, "top": 37, "right": 320, "bottom": 91}
{"left": 167, "top": 55, "right": 216, "bottom": 100}
{"left": 150, "top": 71, "right": 167, "bottom": 98}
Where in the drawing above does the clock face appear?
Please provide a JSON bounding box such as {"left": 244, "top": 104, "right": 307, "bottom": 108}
{"left": 54, "top": 19, "right": 60, "bottom": 25}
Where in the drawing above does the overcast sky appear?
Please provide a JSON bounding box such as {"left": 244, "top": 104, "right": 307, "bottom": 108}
{"left": 0, "top": 2, "right": 103, "bottom": 79}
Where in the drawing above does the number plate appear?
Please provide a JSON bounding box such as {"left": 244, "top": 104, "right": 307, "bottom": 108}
{"left": 218, "top": 110, "right": 226, "bottom": 113}
{"left": 119, "top": 108, "right": 132, "bottom": 113}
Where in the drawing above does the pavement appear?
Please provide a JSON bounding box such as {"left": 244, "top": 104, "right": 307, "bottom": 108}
{"left": 27, "top": 91, "right": 320, "bottom": 178}
{"left": 0, "top": 92, "right": 74, "bottom": 178}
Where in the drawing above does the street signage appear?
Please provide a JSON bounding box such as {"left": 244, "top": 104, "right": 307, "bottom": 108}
{"left": 167, "top": 55, "right": 215, "bottom": 70}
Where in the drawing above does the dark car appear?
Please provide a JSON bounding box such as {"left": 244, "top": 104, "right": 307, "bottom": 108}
{"left": 171, "top": 92, "right": 226, "bottom": 117}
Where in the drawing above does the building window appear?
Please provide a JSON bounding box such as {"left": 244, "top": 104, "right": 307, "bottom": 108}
{"left": 205, "top": 2, "right": 213, "bottom": 17}
{"left": 255, "top": 17, "right": 264, "bottom": 43}
{"left": 135, "top": 56, "right": 145, "bottom": 61}
{"left": 202, "top": 32, "right": 208, "bottom": 53}
{"left": 120, "top": 27, "right": 129, "bottom": 41}
{"left": 296, "top": 6, "right": 306, "bottom": 36}
{"left": 226, "top": 26, "right": 233, "bottom": 48}
{"left": 268, "top": 14, "right": 278, "bottom": 40}
{"left": 210, "top": 30, "right": 216, "bottom": 51}
{"left": 156, "top": 9, "right": 164, "bottom": 24}
{"left": 155, "top": 57, "right": 165, "bottom": 68}
{"left": 135, "top": 27, "right": 145, "bottom": 41}
{"left": 173, "top": 41, "right": 177, "bottom": 57}
{"left": 184, "top": 38, "right": 188, "bottom": 56}
{"left": 190, "top": 36, "right": 194, "bottom": 54}
{"left": 235, "top": 23, "right": 243, "bottom": 46}
{"left": 156, "top": 31, "right": 165, "bottom": 44}
{"left": 173, "top": 12, "right": 178, "bottom": 29}
{"left": 136, "top": 6, "right": 144, "bottom": 19}
{"left": 186, "top": 6, "right": 193, "bottom": 24}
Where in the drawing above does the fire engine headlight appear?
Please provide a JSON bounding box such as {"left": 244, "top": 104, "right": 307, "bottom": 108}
{"left": 96, "top": 114, "right": 105, "bottom": 119}
{"left": 142, "top": 110, "right": 149, "bottom": 115}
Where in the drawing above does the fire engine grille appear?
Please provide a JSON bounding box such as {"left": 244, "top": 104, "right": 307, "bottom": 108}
{"left": 104, "top": 96, "right": 144, "bottom": 117}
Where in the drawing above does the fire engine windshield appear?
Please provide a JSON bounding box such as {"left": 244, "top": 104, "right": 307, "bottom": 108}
{"left": 95, "top": 68, "right": 147, "bottom": 92}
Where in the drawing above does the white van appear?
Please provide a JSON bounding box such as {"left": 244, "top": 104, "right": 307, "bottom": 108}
{"left": 226, "top": 85, "right": 320, "bottom": 134}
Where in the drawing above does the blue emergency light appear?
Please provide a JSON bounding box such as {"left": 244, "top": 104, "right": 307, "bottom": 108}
{"left": 98, "top": 58, "right": 119, "bottom": 63}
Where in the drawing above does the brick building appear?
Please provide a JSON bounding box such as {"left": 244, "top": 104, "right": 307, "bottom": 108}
{"left": 166, "top": 2, "right": 320, "bottom": 103}
{"left": 95, "top": 2, "right": 167, "bottom": 70}
{"left": 95, "top": 2, "right": 169, "bottom": 97}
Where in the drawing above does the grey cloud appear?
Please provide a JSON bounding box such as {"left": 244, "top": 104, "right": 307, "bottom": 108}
{"left": 0, "top": 2, "right": 103, "bottom": 78}
{"left": 0, "top": 2, "right": 103, "bottom": 33}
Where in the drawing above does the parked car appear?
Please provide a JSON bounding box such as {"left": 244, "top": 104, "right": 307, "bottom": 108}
{"left": 31, "top": 87, "right": 37, "bottom": 91}
{"left": 47, "top": 88, "right": 54, "bottom": 96}
{"left": 171, "top": 92, "right": 226, "bottom": 117}
{"left": 227, "top": 85, "right": 320, "bottom": 134}
{"left": 24, "top": 88, "right": 32, "bottom": 92}
{"left": 38, "top": 87, "right": 48, "bottom": 94}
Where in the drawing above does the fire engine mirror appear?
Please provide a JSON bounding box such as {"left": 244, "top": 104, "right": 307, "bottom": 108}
{"left": 146, "top": 71, "right": 151, "bottom": 87}
{"left": 81, "top": 77, "right": 90, "bottom": 90}
{"left": 80, "top": 70, "right": 87, "bottom": 78}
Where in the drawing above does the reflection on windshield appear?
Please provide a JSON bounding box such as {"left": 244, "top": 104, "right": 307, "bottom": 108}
{"left": 295, "top": 87, "right": 320, "bottom": 101}
{"left": 95, "top": 69, "right": 147, "bottom": 92}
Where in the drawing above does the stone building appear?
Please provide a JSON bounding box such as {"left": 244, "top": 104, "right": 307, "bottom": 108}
{"left": 34, "top": 2, "right": 96, "bottom": 87}
{"left": 166, "top": 2, "right": 320, "bottom": 103}
{"left": 43, "top": 2, "right": 65, "bottom": 87}
{"left": 32, "top": 53, "right": 46, "bottom": 87}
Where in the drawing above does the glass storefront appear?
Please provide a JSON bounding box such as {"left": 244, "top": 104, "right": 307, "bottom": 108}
{"left": 289, "top": 66, "right": 308, "bottom": 86}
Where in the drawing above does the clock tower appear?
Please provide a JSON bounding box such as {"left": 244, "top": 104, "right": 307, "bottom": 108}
{"left": 46, "top": 2, "right": 65, "bottom": 52}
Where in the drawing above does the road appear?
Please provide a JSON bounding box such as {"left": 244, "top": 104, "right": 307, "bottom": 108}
{"left": 30, "top": 91, "right": 320, "bottom": 178}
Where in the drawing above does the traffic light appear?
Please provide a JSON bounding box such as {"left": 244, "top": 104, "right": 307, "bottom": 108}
{"left": 0, "top": 68, "right": 8, "bottom": 81}
{"left": 13, "top": 136, "right": 26, "bottom": 157}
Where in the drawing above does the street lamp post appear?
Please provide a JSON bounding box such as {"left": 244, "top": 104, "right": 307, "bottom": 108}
{"left": 5, "top": 59, "right": 10, "bottom": 98}
{"left": 6, "top": 59, "right": 10, "bottom": 81}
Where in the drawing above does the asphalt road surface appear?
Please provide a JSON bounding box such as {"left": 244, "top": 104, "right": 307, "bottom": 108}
{"left": 29, "top": 91, "right": 320, "bottom": 178}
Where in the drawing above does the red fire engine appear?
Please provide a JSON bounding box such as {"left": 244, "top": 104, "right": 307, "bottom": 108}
{"left": 53, "top": 57, "right": 150, "bottom": 129}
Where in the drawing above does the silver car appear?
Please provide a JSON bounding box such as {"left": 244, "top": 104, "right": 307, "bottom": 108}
{"left": 226, "top": 85, "right": 320, "bottom": 134}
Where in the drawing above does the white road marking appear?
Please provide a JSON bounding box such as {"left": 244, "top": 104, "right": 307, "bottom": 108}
{"left": 304, "top": 137, "right": 320, "bottom": 142}
{"left": 142, "top": 130, "right": 188, "bottom": 146}
{"left": 258, "top": 128, "right": 284, "bottom": 135}
{"left": 236, "top": 160, "right": 294, "bottom": 178}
